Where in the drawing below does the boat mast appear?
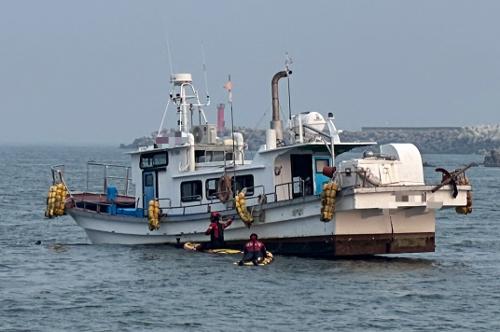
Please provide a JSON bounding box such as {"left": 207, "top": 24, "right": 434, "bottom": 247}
{"left": 224, "top": 75, "right": 237, "bottom": 192}
{"left": 169, "top": 74, "right": 208, "bottom": 136}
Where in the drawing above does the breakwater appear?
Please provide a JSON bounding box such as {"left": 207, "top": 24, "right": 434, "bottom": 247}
{"left": 121, "top": 125, "right": 500, "bottom": 154}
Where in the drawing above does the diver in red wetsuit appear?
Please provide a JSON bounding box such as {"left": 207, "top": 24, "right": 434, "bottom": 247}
{"left": 239, "top": 233, "right": 267, "bottom": 266}
{"left": 200, "top": 211, "right": 232, "bottom": 250}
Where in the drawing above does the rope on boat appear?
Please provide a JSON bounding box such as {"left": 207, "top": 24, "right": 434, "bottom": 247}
{"left": 320, "top": 182, "right": 338, "bottom": 222}
{"left": 235, "top": 189, "right": 253, "bottom": 227}
{"left": 148, "top": 199, "right": 161, "bottom": 231}
{"left": 45, "top": 183, "right": 68, "bottom": 218}
{"left": 355, "top": 167, "right": 381, "bottom": 187}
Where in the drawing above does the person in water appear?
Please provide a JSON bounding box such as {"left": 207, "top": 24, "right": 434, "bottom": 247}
{"left": 238, "top": 233, "right": 267, "bottom": 266}
{"left": 199, "top": 211, "right": 232, "bottom": 250}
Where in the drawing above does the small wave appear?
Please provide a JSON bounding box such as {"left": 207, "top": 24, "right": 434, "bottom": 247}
{"left": 450, "top": 239, "right": 474, "bottom": 247}
{"left": 400, "top": 293, "right": 446, "bottom": 300}
{"left": 59, "top": 304, "right": 105, "bottom": 311}
{"left": 170, "top": 322, "right": 203, "bottom": 328}
{"left": 46, "top": 243, "right": 69, "bottom": 253}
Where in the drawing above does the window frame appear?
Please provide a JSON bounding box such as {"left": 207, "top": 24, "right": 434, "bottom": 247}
{"left": 232, "top": 175, "right": 254, "bottom": 196}
{"left": 315, "top": 158, "right": 330, "bottom": 173}
{"left": 180, "top": 180, "right": 203, "bottom": 202}
{"left": 205, "top": 178, "right": 220, "bottom": 199}
{"left": 144, "top": 173, "right": 154, "bottom": 187}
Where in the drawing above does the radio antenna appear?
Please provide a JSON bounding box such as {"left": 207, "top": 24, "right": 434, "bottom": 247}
{"left": 201, "top": 42, "right": 210, "bottom": 106}
{"left": 157, "top": 98, "right": 171, "bottom": 137}
{"left": 157, "top": 34, "right": 175, "bottom": 137}
{"left": 285, "top": 52, "right": 293, "bottom": 121}
{"left": 166, "top": 35, "right": 174, "bottom": 77}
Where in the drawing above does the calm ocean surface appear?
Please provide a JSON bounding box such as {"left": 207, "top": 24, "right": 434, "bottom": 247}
{"left": 0, "top": 145, "right": 499, "bottom": 331}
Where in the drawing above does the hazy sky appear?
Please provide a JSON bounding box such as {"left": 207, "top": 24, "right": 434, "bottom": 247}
{"left": 1, "top": 0, "right": 499, "bottom": 144}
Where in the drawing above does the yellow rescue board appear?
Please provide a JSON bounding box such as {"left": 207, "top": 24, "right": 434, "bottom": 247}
{"left": 235, "top": 252, "right": 274, "bottom": 266}
{"left": 183, "top": 242, "right": 242, "bottom": 255}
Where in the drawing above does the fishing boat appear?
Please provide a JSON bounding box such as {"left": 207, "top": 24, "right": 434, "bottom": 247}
{"left": 46, "top": 69, "right": 472, "bottom": 257}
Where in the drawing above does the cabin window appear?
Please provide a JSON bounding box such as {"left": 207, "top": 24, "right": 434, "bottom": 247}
{"left": 140, "top": 152, "right": 168, "bottom": 169}
{"left": 206, "top": 178, "right": 219, "bottom": 199}
{"left": 195, "top": 151, "right": 226, "bottom": 163}
{"left": 144, "top": 174, "right": 154, "bottom": 187}
{"left": 210, "top": 151, "right": 225, "bottom": 162}
{"left": 181, "top": 180, "right": 202, "bottom": 202}
{"left": 232, "top": 175, "right": 254, "bottom": 196}
{"left": 195, "top": 150, "right": 205, "bottom": 162}
{"left": 315, "top": 159, "right": 329, "bottom": 173}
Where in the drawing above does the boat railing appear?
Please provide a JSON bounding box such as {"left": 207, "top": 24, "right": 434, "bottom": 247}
{"left": 152, "top": 181, "right": 312, "bottom": 216}
{"left": 227, "top": 184, "right": 274, "bottom": 208}
{"left": 150, "top": 184, "right": 269, "bottom": 216}
{"left": 138, "top": 181, "right": 307, "bottom": 216}
{"left": 50, "top": 164, "right": 75, "bottom": 199}
{"left": 86, "top": 162, "right": 132, "bottom": 196}
{"left": 200, "top": 184, "right": 266, "bottom": 204}
{"left": 274, "top": 178, "right": 305, "bottom": 201}
{"left": 71, "top": 176, "right": 311, "bottom": 217}
{"left": 50, "top": 164, "right": 65, "bottom": 183}
{"left": 78, "top": 196, "right": 112, "bottom": 213}
{"left": 157, "top": 197, "right": 172, "bottom": 208}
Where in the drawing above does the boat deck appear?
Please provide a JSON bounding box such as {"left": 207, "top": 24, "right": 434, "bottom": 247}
{"left": 70, "top": 192, "right": 136, "bottom": 212}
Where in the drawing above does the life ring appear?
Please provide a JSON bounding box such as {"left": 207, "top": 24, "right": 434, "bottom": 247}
{"left": 217, "top": 175, "right": 232, "bottom": 203}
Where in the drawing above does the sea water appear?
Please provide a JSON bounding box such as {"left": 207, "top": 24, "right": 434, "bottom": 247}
{"left": 0, "top": 145, "right": 499, "bottom": 331}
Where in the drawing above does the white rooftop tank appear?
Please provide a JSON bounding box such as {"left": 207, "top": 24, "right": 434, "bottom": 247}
{"left": 292, "top": 112, "right": 326, "bottom": 136}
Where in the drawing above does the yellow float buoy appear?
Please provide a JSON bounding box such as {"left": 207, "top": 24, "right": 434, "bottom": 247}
{"left": 320, "top": 181, "right": 338, "bottom": 222}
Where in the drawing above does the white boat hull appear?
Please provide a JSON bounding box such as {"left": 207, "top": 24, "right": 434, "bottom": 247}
{"left": 66, "top": 186, "right": 462, "bottom": 256}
